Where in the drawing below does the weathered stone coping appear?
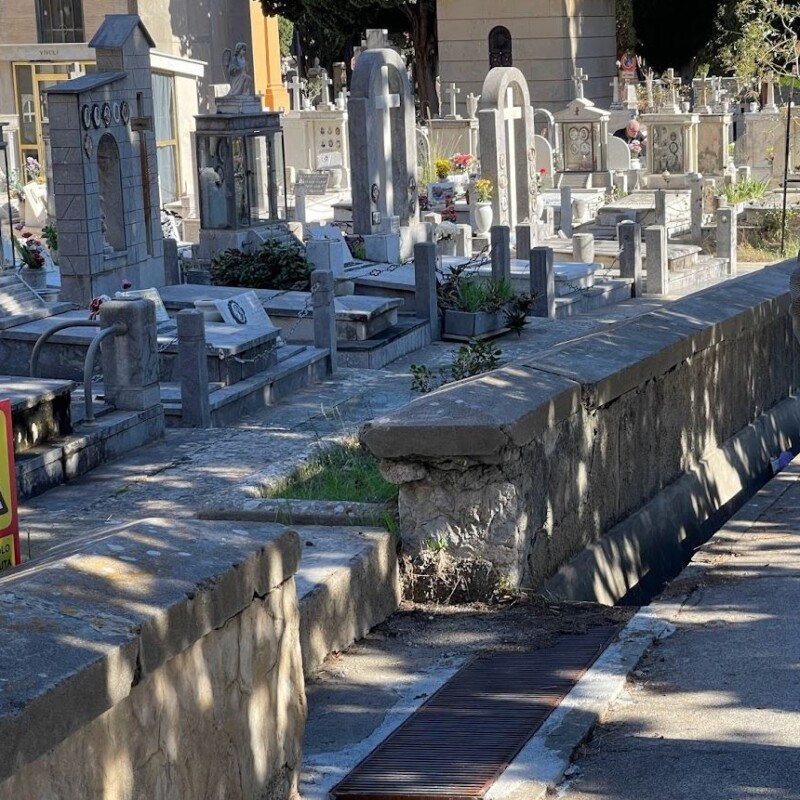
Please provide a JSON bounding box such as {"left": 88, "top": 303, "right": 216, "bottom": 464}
{"left": 362, "top": 260, "right": 797, "bottom": 460}
{"left": 0, "top": 517, "right": 300, "bottom": 782}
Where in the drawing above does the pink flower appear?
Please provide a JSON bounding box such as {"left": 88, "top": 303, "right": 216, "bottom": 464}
{"left": 121, "top": 278, "right": 132, "bottom": 290}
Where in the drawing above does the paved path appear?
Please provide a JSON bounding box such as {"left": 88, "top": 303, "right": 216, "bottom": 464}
{"left": 560, "top": 462, "right": 800, "bottom": 800}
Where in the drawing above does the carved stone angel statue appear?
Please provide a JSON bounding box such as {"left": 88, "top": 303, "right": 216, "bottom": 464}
{"left": 223, "top": 43, "right": 255, "bottom": 97}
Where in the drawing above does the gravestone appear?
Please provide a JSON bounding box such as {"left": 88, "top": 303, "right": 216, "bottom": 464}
{"left": 478, "top": 67, "right": 536, "bottom": 228}
{"left": 213, "top": 291, "right": 274, "bottom": 328}
{"left": 298, "top": 171, "right": 331, "bottom": 195}
{"left": 533, "top": 135, "right": 555, "bottom": 188}
{"left": 114, "top": 287, "right": 170, "bottom": 324}
{"left": 606, "top": 135, "right": 632, "bottom": 171}
{"left": 642, "top": 112, "right": 700, "bottom": 182}
{"left": 47, "top": 15, "right": 165, "bottom": 304}
{"left": 348, "top": 48, "right": 419, "bottom": 238}
{"left": 488, "top": 26, "right": 512, "bottom": 68}
{"left": 697, "top": 113, "right": 732, "bottom": 176}
{"left": 553, "top": 69, "right": 611, "bottom": 186}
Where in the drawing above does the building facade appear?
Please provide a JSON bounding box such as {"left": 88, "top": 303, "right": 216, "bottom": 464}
{"left": 0, "top": 0, "right": 287, "bottom": 209}
{"left": 437, "top": 0, "right": 617, "bottom": 113}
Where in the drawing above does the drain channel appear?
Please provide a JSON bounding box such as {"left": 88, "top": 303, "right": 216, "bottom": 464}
{"left": 331, "top": 625, "right": 619, "bottom": 799}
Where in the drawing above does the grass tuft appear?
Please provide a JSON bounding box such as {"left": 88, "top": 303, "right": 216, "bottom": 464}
{"left": 259, "top": 438, "right": 398, "bottom": 504}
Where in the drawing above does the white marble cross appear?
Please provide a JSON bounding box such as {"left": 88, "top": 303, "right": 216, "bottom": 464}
{"left": 287, "top": 76, "right": 303, "bottom": 111}
{"left": 502, "top": 86, "right": 523, "bottom": 224}
{"left": 609, "top": 77, "right": 621, "bottom": 108}
{"left": 764, "top": 71, "right": 779, "bottom": 112}
{"left": 374, "top": 65, "right": 401, "bottom": 220}
{"left": 445, "top": 82, "right": 461, "bottom": 118}
{"left": 319, "top": 71, "right": 334, "bottom": 106}
{"left": 572, "top": 68, "right": 588, "bottom": 101}
{"left": 664, "top": 68, "right": 681, "bottom": 111}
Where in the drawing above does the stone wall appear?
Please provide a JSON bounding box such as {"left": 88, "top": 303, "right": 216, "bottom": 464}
{"left": 0, "top": 518, "right": 306, "bottom": 799}
{"left": 437, "top": 0, "right": 617, "bottom": 112}
{"left": 362, "top": 261, "right": 800, "bottom": 595}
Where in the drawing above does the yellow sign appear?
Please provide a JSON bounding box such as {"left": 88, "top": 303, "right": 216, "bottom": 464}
{"left": 0, "top": 400, "right": 19, "bottom": 569}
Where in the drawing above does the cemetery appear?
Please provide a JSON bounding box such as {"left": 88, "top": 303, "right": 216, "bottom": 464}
{"left": 2, "top": 2, "right": 800, "bottom": 799}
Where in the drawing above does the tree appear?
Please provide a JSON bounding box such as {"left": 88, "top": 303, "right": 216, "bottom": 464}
{"left": 259, "top": 0, "right": 439, "bottom": 117}
{"left": 712, "top": 0, "right": 800, "bottom": 78}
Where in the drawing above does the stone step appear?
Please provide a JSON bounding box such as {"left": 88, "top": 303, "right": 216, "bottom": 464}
{"left": 162, "top": 345, "right": 330, "bottom": 427}
{"left": 337, "top": 317, "right": 432, "bottom": 370}
{"left": 667, "top": 244, "right": 701, "bottom": 271}
{"left": 1, "top": 376, "right": 77, "bottom": 454}
{"left": 668, "top": 256, "right": 730, "bottom": 295}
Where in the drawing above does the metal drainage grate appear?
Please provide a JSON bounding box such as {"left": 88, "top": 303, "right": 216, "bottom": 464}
{"left": 331, "top": 626, "right": 619, "bottom": 800}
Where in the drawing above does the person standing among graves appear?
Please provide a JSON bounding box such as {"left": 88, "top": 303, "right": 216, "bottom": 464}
{"left": 613, "top": 118, "right": 647, "bottom": 158}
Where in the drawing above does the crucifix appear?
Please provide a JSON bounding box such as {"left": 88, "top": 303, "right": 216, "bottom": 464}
{"left": 663, "top": 68, "right": 681, "bottom": 112}
{"left": 609, "top": 77, "right": 622, "bottom": 109}
{"left": 445, "top": 82, "right": 461, "bottom": 118}
{"left": 374, "top": 65, "right": 401, "bottom": 223}
{"left": 319, "top": 70, "right": 334, "bottom": 107}
{"left": 286, "top": 76, "right": 303, "bottom": 111}
{"left": 501, "top": 86, "right": 523, "bottom": 225}
{"left": 572, "top": 68, "right": 588, "bottom": 101}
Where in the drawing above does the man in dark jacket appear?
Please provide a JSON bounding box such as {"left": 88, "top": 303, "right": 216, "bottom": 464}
{"left": 613, "top": 119, "right": 646, "bottom": 157}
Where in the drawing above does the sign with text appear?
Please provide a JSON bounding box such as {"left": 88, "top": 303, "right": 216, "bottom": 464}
{"left": 0, "top": 399, "right": 20, "bottom": 571}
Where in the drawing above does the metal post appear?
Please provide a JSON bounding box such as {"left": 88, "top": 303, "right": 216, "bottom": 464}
{"left": 0, "top": 123, "right": 14, "bottom": 269}
{"left": 781, "top": 79, "right": 795, "bottom": 255}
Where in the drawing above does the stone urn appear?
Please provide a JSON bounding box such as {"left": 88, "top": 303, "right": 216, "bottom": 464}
{"left": 19, "top": 266, "right": 47, "bottom": 291}
{"left": 472, "top": 201, "right": 493, "bottom": 235}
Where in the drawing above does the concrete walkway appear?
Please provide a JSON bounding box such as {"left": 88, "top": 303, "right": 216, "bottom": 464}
{"left": 560, "top": 461, "right": 800, "bottom": 800}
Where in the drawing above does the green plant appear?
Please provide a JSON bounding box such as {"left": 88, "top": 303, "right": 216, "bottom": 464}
{"left": 504, "top": 293, "right": 536, "bottom": 336}
{"left": 210, "top": 239, "right": 311, "bottom": 290}
{"left": 721, "top": 177, "right": 770, "bottom": 204}
{"left": 13, "top": 232, "right": 46, "bottom": 268}
{"left": 41, "top": 222, "right": 58, "bottom": 252}
{"left": 474, "top": 178, "right": 493, "bottom": 203}
{"left": 424, "top": 535, "right": 449, "bottom": 554}
{"left": 259, "top": 438, "right": 397, "bottom": 504}
{"left": 435, "top": 158, "right": 451, "bottom": 181}
{"left": 411, "top": 339, "right": 503, "bottom": 393}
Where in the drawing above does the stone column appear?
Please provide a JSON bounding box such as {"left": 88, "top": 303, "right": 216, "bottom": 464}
{"left": 560, "top": 186, "right": 573, "bottom": 237}
{"left": 99, "top": 298, "right": 160, "bottom": 411}
{"left": 414, "top": 242, "right": 440, "bottom": 341}
{"left": 645, "top": 225, "right": 669, "bottom": 295}
{"left": 716, "top": 207, "right": 737, "bottom": 276}
{"left": 176, "top": 309, "right": 211, "bottom": 428}
{"left": 530, "top": 246, "right": 556, "bottom": 318}
{"left": 491, "top": 226, "right": 511, "bottom": 283}
{"left": 516, "top": 224, "right": 534, "bottom": 262}
{"left": 572, "top": 233, "right": 595, "bottom": 264}
{"left": 617, "top": 221, "right": 643, "bottom": 297}
{"left": 655, "top": 189, "right": 667, "bottom": 227}
{"left": 312, "top": 269, "right": 338, "bottom": 374}
{"left": 294, "top": 183, "right": 307, "bottom": 224}
{"left": 163, "top": 237, "right": 181, "bottom": 286}
{"left": 455, "top": 225, "right": 473, "bottom": 257}
{"left": 689, "top": 173, "right": 704, "bottom": 244}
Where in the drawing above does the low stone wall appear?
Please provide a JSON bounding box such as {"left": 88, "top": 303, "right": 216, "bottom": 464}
{"left": 0, "top": 518, "right": 306, "bottom": 799}
{"left": 361, "top": 260, "right": 800, "bottom": 597}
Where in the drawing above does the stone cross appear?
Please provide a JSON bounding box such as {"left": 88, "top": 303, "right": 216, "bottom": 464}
{"left": 663, "top": 68, "right": 681, "bottom": 112}
{"left": 609, "top": 77, "right": 622, "bottom": 109}
{"left": 287, "top": 76, "right": 303, "bottom": 111}
{"left": 374, "top": 65, "right": 401, "bottom": 220}
{"left": 466, "top": 93, "right": 480, "bottom": 120}
{"left": 763, "top": 71, "right": 779, "bottom": 113}
{"left": 319, "top": 70, "right": 334, "bottom": 107}
{"left": 502, "top": 87, "right": 523, "bottom": 222}
{"left": 646, "top": 69, "right": 655, "bottom": 110}
{"left": 445, "top": 82, "right": 461, "bottom": 118}
{"left": 572, "top": 68, "right": 588, "bottom": 101}
{"left": 695, "top": 77, "right": 711, "bottom": 111}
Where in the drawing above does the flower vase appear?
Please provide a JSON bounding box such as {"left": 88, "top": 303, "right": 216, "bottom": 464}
{"left": 437, "top": 238, "right": 457, "bottom": 257}
{"left": 19, "top": 267, "right": 47, "bottom": 291}
{"left": 472, "top": 201, "right": 493, "bottom": 235}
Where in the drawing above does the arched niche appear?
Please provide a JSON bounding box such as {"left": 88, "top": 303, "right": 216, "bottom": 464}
{"left": 489, "top": 26, "right": 513, "bottom": 68}
{"left": 97, "top": 133, "right": 126, "bottom": 253}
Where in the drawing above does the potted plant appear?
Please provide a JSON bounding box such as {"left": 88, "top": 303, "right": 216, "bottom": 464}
{"left": 42, "top": 221, "right": 58, "bottom": 264}
{"left": 13, "top": 230, "right": 48, "bottom": 290}
{"left": 471, "top": 178, "right": 493, "bottom": 235}
{"left": 436, "top": 220, "right": 458, "bottom": 257}
{"left": 448, "top": 153, "right": 474, "bottom": 197}
{"left": 438, "top": 263, "right": 535, "bottom": 339}
{"left": 428, "top": 159, "right": 456, "bottom": 206}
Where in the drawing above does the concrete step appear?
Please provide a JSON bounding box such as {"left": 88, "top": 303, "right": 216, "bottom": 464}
{"left": 554, "top": 278, "right": 633, "bottom": 318}
{"left": 2, "top": 376, "right": 76, "bottom": 453}
{"left": 668, "top": 256, "right": 730, "bottom": 294}
{"left": 667, "top": 244, "right": 701, "bottom": 271}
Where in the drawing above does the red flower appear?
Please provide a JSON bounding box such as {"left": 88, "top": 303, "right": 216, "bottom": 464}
{"left": 539, "top": 168, "right": 547, "bottom": 175}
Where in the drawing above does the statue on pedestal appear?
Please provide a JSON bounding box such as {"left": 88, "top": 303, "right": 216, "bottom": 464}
{"left": 224, "top": 43, "right": 254, "bottom": 97}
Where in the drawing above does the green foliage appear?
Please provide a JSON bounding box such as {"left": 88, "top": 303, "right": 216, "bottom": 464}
{"left": 739, "top": 207, "right": 800, "bottom": 260}
{"left": 41, "top": 222, "right": 58, "bottom": 252}
{"left": 713, "top": 0, "right": 800, "bottom": 78}
{"left": 260, "top": 438, "right": 397, "bottom": 503}
{"left": 454, "top": 279, "right": 514, "bottom": 313}
{"left": 277, "top": 16, "right": 294, "bottom": 57}
{"left": 504, "top": 293, "right": 536, "bottom": 336}
{"left": 616, "top": 0, "right": 637, "bottom": 55}
{"left": 210, "top": 240, "right": 311, "bottom": 290}
{"left": 721, "top": 177, "right": 771, "bottom": 204}
{"left": 411, "top": 339, "right": 502, "bottom": 394}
